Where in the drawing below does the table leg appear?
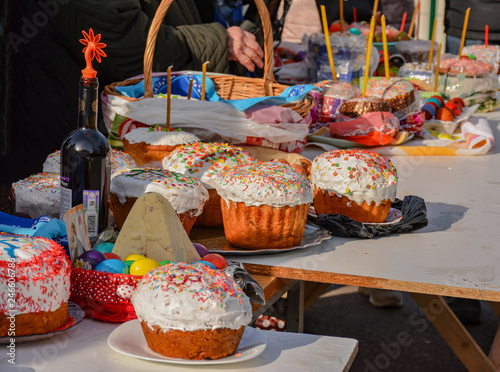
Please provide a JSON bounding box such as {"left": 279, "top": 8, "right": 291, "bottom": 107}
{"left": 487, "top": 302, "right": 500, "bottom": 370}
{"left": 411, "top": 293, "right": 496, "bottom": 372}
{"left": 286, "top": 281, "right": 305, "bottom": 333}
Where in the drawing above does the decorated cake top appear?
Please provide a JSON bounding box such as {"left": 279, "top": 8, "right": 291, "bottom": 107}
{"left": 12, "top": 172, "right": 60, "bottom": 219}
{"left": 110, "top": 168, "right": 208, "bottom": 215}
{"left": 439, "top": 57, "right": 494, "bottom": 77}
{"left": 311, "top": 149, "right": 398, "bottom": 205}
{"left": 462, "top": 44, "right": 500, "bottom": 62}
{"left": 214, "top": 161, "right": 313, "bottom": 207}
{"left": 123, "top": 127, "right": 200, "bottom": 146}
{"left": 324, "top": 81, "right": 359, "bottom": 99}
{"left": 0, "top": 233, "right": 71, "bottom": 314}
{"left": 132, "top": 262, "right": 252, "bottom": 331}
{"left": 43, "top": 149, "right": 136, "bottom": 174}
{"left": 366, "top": 77, "right": 414, "bottom": 99}
{"left": 162, "top": 142, "right": 256, "bottom": 189}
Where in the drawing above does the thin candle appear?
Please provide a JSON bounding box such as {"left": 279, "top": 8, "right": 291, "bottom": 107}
{"left": 353, "top": 6, "right": 357, "bottom": 23}
{"left": 187, "top": 78, "right": 194, "bottom": 100}
{"left": 381, "top": 15, "right": 390, "bottom": 79}
{"left": 434, "top": 43, "right": 442, "bottom": 92}
{"left": 408, "top": 7, "right": 417, "bottom": 38}
{"left": 320, "top": 5, "right": 337, "bottom": 81}
{"left": 416, "top": 1, "right": 421, "bottom": 40}
{"left": 201, "top": 61, "right": 209, "bottom": 101}
{"left": 485, "top": 25, "right": 489, "bottom": 46}
{"left": 400, "top": 12, "right": 407, "bottom": 32}
{"left": 459, "top": 7, "right": 471, "bottom": 58}
{"left": 372, "top": 0, "right": 379, "bottom": 18}
{"left": 363, "top": 16, "right": 376, "bottom": 97}
{"left": 428, "top": 18, "right": 437, "bottom": 69}
{"left": 166, "top": 65, "right": 172, "bottom": 130}
{"left": 340, "top": 0, "right": 344, "bottom": 33}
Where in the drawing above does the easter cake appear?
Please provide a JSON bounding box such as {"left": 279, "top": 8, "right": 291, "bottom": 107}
{"left": 162, "top": 142, "right": 255, "bottom": 227}
{"left": 311, "top": 149, "right": 398, "bottom": 223}
{"left": 213, "top": 161, "right": 313, "bottom": 249}
{"left": 132, "top": 262, "right": 252, "bottom": 360}
{"left": 366, "top": 77, "right": 416, "bottom": 113}
{"left": 338, "top": 96, "right": 392, "bottom": 118}
{"left": 12, "top": 172, "right": 60, "bottom": 219}
{"left": 0, "top": 233, "right": 71, "bottom": 336}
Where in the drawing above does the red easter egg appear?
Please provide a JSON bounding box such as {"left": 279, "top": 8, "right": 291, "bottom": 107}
{"left": 104, "top": 252, "right": 122, "bottom": 261}
{"left": 435, "top": 107, "right": 456, "bottom": 122}
{"left": 445, "top": 102, "right": 462, "bottom": 116}
{"left": 430, "top": 95, "right": 445, "bottom": 106}
{"left": 449, "top": 97, "right": 465, "bottom": 107}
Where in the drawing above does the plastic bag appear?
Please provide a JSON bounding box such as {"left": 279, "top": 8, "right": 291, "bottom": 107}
{"left": 308, "top": 195, "right": 427, "bottom": 238}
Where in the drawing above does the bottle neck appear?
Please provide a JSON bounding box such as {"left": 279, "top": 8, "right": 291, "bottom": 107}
{"left": 78, "top": 77, "right": 99, "bottom": 130}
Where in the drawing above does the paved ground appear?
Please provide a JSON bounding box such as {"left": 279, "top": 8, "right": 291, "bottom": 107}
{"left": 301, "top": 285, "right": 498, "bottom": 372}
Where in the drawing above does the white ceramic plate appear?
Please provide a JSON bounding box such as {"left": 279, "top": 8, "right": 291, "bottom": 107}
{"left": 0, "top": 302, "right": 85, "bottom": 344}
{"left": 107, "top": 320, "right": 267, "bottom": 365}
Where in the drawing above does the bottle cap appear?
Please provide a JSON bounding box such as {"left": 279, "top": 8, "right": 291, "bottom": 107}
{"left": 79, "top": 28, "right": 107, "bottom": 79}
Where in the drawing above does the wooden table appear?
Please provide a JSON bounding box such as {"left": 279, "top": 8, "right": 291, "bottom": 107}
{"left": 5, "top": 319, "right": 359, "bottom": 371}
{"left": 225, "top": 113, "right": 500, "bottom": 371}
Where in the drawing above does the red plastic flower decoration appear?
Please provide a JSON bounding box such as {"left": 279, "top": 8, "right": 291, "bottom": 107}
{"left": 80, "top": 28, "right": 107, "bottom": 63}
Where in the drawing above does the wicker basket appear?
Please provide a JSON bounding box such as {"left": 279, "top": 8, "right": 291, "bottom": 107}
{"left": 103, "top": 0, "right": 314, "bottom": 117}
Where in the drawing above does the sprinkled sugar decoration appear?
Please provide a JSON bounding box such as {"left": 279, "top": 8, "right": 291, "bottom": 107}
{"left": 311, "top": 149, "right": 398, "bottom": 206}
{"left": 162, "top": 142, "right": 256, "bottom": 189}
{"left": 366, "top": 77, "right": 414, "bottom": 99}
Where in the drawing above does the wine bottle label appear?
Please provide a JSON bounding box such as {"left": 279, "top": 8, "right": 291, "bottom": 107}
{"left": 60, "top": 176, "right": 72, "bottom": 221}
{"left": 83, "top": 190, "right": 100, "bottom": 238}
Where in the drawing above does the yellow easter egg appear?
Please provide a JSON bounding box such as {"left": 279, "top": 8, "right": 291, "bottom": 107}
{"left": 129, "top": 258, "right": 160, "bottom": 276}
{"left": 124, "top": 254, "right": 147, "bottom": 262}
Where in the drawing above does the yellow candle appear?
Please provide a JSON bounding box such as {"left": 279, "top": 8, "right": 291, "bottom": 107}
{"left": 201, "top": 61, "right": 209, "bottom": 101}
{"left": 363, "top": 16, "right": 376, "bottom": 97}
{"left": 428, "top": 18, "right": 437, "bottom": 68}
{"left": 434, "top": 43, "right": 442, "bottom": 92}
{"left": 372, "top": 0, "right": 379, "bottom": 17}
{"left": 320, "top": 5, "right": 337, "bottom": 81}
{"left": 381, "top": 15, "right": 390, "bottom": 80}
{"left": 459, "top": 7, "right": 471, "bottom": 58}
{"left": 408, "top": 7, "right": 417, "bottom": 38}
{"left": 166, "top": 65, "right": 172, "bottom": 130}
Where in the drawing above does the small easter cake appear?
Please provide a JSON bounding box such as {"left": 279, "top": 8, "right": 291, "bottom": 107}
{"left": 132, "top": 262, "right": 252, "bottom": 360}
{"left": 0, "top": 233, "right": 71, "bottom": 336}
{"left": 12, "top": 172, "right": 60, "bottom": 218}
{"left": 311, "top": 149, "right": 398, "bottom": 223}
{"left": 338, "top": 96, "right": 392, "bottom": 118}
{"left": 162, "top": 142, "right": 256, "bottom": 227}
{"left": 122, "top": 127, "right": 200, "bottom": 166}
{"left": 109, "top": 168, "right": 208, "bottom": 233}
{"left": 366, "top": 77, "right": 416, "bottom": 113}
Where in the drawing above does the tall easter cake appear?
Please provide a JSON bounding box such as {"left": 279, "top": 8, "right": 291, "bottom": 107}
{"left": 0, "top": 233, "right": 71, "bottom": 336}
{"left": 132, "top": 262, "right": 252, "bottom": 360}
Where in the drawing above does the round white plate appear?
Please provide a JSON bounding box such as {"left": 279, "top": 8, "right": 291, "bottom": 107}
{"left": 107, "top": 319, "right": 267, "bottom": 365}
{"left": 0, "top": 302, "right": 85, "bottom": 344}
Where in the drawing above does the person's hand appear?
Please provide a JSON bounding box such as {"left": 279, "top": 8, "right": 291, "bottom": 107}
{"left": 226, "top": 26, "right": 264, "bottom": 72}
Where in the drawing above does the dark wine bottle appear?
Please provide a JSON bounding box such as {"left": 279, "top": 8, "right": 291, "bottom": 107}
{"left": 60, "top": 29, "right": 111, "bottom": 239}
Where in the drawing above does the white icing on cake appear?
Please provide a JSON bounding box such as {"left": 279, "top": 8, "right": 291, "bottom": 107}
{"left": 0, "top": 234, "right": 71, "bottom": 315}
{"left": 12, "top": 173, "right": 60, "bottom": 218}
{"left": 43, "top": 149, "right": 136, "bottom": 175}
{"left": 132, "top": 262, "right": 252, "bottom": 332}
{"left": 214, "top": 161, "right": 313, "bottom": 208}
{"left": 123, "top": 128, "right": 200, "bottom": 146}
{"left": 162, "top": 142, "right": 256, "bottom": 189}
{"left": 311, "top": 150, "right": 398, "bottom": 205}
{"left": 110, "top": 168, "right": 208, "bottom": 216}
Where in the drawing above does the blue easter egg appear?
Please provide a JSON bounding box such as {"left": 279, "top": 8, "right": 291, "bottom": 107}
{"left": 93, "top": 242, "right": 115, "bottom": 254}
{"left": 95, "top": 259, "right": 129, "bottom": 274}
{"left": 421, "top": 103, "right": 437, "bottom": 119}
{"left": 349, "top": 28, "right": 361, "bottom": 35}
{"left": 425, "top": 97, "right": 443, "bottom": 108}
{"left": 196, "top": 260, "right": 217, "bottom": 270}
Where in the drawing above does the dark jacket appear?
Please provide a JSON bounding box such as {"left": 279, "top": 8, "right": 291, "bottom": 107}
{"left": 1, "top": 0, "right": 232, "bottom": 186}
{"left": 445, "top": 0, "right": 500, "bottom": 42}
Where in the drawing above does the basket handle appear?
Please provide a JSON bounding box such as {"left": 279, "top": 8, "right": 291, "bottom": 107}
{"left": 143, "top": 0, "right": 276, "bottom": 98}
